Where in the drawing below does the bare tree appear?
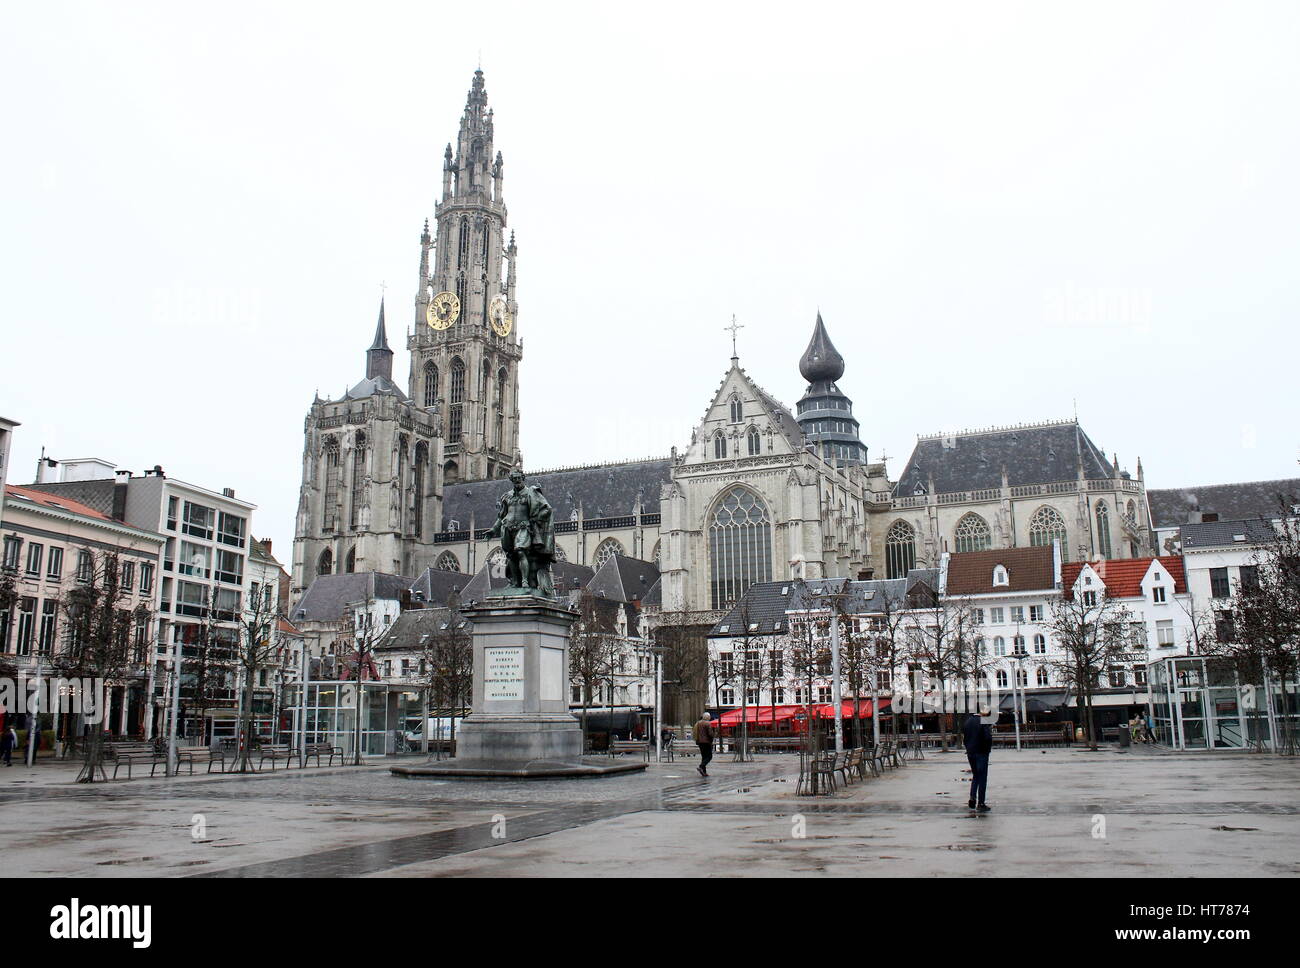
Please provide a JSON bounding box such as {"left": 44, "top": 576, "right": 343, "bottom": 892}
{"left": 339, "top": 586, "right": 382, "bottom": 765}
{"left": 228, "top": 581, "right": 282, "bottom": 772}
{"left": 902, "top": 583, "right": 976, "bottom": 752}
{"left": 1046, "top": 587, "right": 1137, "bottom": 750}
{"left": 52, "top": 549, "right": 153, "bottom": 782}
{"left": 1221, "top": 503, "right": 1300, "bottom": 754}
{"left": 651, "top": 610, "right": 711, "bottom": 734}
{"left": 568, "top": 588, "right": 619, "bottom": 751}
{"left": 420, "top": 606, "right": 472, "bottom": 754}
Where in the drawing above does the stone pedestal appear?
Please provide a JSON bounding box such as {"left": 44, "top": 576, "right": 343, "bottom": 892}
{"left": 392, "top": 594, "right": 646, "bottom": 779}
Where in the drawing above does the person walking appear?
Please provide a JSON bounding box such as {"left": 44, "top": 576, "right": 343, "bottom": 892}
{"left": 693, "top": 712, "right": 714, "bottom": 777}
{"left": 962, "top": 705, "right": 993, "bottom": 812}
{"left": 1, "top": 725, "right": 17, "bottom": 767}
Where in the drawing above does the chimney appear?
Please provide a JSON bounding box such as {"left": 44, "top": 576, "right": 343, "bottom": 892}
{"left": 262, "top": 539, "right": 271, "bottom": 555}
{"left": 222, "top": 487, "right": 235, "bottom": 498}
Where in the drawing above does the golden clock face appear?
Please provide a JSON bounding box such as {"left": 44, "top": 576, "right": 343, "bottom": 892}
{"left": 488, "top": 295, "right": 512, "bottom": 337}
{"left": 426, "top": 290, "right": 460, "bottom": 330}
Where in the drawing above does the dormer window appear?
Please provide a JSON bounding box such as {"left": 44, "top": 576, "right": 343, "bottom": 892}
{"left": 992, "top": 565, "right": 1009, "bottom": 587}
{"left": 1152, "top": 585, "right": 1166, "bottom": 603}
{"left": 729, "top": 394, "right": 743, "bottom": 424}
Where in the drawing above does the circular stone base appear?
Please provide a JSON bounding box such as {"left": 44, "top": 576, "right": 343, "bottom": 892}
{"left": 390, "top": 757, "right": 648, "bottom": 779}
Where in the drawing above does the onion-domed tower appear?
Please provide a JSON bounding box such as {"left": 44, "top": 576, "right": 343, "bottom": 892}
{"left": 795, "top": 313, "right": 867, "bottom": 466}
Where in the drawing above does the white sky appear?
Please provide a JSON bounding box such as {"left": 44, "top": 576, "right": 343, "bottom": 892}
{"left": 3, "top": 1, "right": 1298, "bottom": 561}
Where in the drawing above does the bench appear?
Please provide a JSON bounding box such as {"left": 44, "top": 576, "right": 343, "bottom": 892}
{"left": 750, "top": 736, "right": 803, "bottom": 754}
{"left": 176, "top": 747, "right": 226, "bottom": 774}
{"left": 258, "top": 745, "right": 299, "bottom": 771}
{"left": 610, "top": 739, "right": 649, "bottom": 759}
{"left": 301, "top": 742, "right": 343, "bottom": 767}
{"left": 112, "top": 750, "right": 164, "bottom": 779}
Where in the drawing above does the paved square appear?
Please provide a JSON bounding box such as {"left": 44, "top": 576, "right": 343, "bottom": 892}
{"left": 2, "top": 747, "right": 1297, "bottom": 877}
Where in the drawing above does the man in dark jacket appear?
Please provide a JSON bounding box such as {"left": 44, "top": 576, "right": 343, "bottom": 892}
{"left": 693, "top": 713, "right": 714, "bottom": 777}
{"left": 962, "top": 706, "right": 993, "bottom": 812}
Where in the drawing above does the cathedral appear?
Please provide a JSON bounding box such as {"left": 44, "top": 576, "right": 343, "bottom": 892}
{"left": 291, "top": 71, "right": 1155, "bottom": 613}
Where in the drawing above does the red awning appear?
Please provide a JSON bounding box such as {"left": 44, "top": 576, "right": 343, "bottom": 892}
{"left": 715, "top": 700, "right": 889, "bottom": 727}
{"left": 714, "top": 705, "right": 804, "bottom": 727}
{"left": 811, "top": 699, "right": 889, "bottom": 720}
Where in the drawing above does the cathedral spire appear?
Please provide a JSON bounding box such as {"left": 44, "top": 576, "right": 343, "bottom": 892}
{"left": 799, "top": 312, "right": 846, "bottom": 384}
{"left": 795, "top": 312, "right": 865, "bottom": 466}
{"left": 366, "top": 298, "right": 393, "bottom": 381}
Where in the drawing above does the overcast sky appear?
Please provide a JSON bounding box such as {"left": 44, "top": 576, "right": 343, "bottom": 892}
{"left": 4, "top": 2, "right": 1298, "bottom": 560}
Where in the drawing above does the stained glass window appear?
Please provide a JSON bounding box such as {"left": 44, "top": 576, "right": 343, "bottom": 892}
{"left": 709, "top": 487, "right": 772, "bottom": 609}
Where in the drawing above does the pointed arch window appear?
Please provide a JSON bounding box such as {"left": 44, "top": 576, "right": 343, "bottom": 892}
{"left": 708, "top": 486, "right": 772, "bottom": 609}
{"left": 423, "top": 362, "right": 438, "bottom": 408}
{"left": 746, "top": 428, "right": 761, "bottom": 456}
{"left": 456, "top": 272, "right": 467, "bottom": 310}
{"left": 1095, "top": 500, "right": 1113, "bottom": 558}
{"left": 496, "top": 367, "right": 507, "bottom": 410}
{"left": 481, "top": 221, "right": 490, "bottom": 261}
{"left": 1125, "top": 499, "right": 1137, "bottom": 524}
{"left": 593, "top": 538, "right": 624, "bottom": 569}
{"left": 954, "top": 512, "right": 992, "bottom": 553}
{"left": 449, "top": 406, "right": 463, "bottom": 442}
{"left": 449, "top": 358, "right": 465, "bottom": 404}
{"left": 885, "top": 519, "right": 915, "bottom": 580}
{"left": 349, "top": 432, "right": 366, "bottom": 529}
{"left": 458, "top": 217, "right": 470, "bottom": 268}
{"left": 317, "top": 548, "right": 333, "bottom": 577}
{"left": 713, "top": 432, "right": 726, "bottom": 460}
{"left": 729, "top": 394, "right": 743, "bottom": 424}
{"left": 321, "top": 437, "right": 340, "bottom": 532}
{"left": 413, "top": 441, "right": 428, "bottom": 539}
{"left": 1028, "top": 505, "right": 1067, "bottom": 549}
{"left": 435, "top": 551, "right": 461, "bottom": 573}
{"left": 345, "top": 547, "right": 356, "bottom": 574}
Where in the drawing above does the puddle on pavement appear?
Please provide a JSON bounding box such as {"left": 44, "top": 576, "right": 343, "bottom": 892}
{"left": 942, "top": 844, "right": 994, "bottom": 851}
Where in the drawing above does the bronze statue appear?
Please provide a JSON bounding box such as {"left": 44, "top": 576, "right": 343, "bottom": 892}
{"left": 489, "top": 469, "right": 556, "bottom": 598}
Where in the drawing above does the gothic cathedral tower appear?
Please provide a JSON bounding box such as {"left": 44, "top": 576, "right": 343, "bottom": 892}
{"left": 409, "top": 69, "right": 523, "bottom": 485}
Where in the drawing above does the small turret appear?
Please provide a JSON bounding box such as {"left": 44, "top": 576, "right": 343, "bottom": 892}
{"left": 366, "top": 298, "right": 393, "bottom": 382}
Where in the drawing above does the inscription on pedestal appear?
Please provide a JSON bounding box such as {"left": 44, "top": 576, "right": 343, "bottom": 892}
{"left": 484, "top": 647, "right": 525, "bottom": 701}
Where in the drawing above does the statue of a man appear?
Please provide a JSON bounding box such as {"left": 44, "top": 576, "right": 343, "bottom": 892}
{"left": 489, "top": 469, "right": 556, "bottom": 598}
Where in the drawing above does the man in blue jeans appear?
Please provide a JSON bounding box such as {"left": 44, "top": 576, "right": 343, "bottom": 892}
{"left": 962, "top": 706, "right": 993, "bottom": 812}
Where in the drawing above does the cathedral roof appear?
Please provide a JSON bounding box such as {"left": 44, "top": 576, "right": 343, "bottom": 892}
{"left": 1146, "top": 478, "right": 1300, "bottom": 529}
{"left": 798, "top": 312, "right": 846, "bottom": 383}
{"left": 344, "top": 375, "right": 408, "bottom": 401}
{"left": 441, "top": 457, "right": 673, "bottom": 529}
{"left": 893, "top": 421, "right": 1114, "bottom": 496}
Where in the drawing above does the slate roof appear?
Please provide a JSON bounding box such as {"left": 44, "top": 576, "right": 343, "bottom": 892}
{"left": 1061, "top": 556, "right": 1186, "bottom": 599}
{"left": 894, "top": 421, "right": 1114, "bottom": 496}
{"left": 588, "top": 554, "right": 660, "bottom": 603}
{"left": 1179, "top": 519, "right": 1277, "bottom": 550}
{"left": 945, "top": 546, "right": 1057, "bottom": 595}
{"left": 1146, "top": 479, "right": 1300, "bottom": 529}
{"left": 5, "top": 485, "right": 161, "bottom": 539}
{"left": 343, "top": 374, "right": 408, "bottom": 402}
{"left": 21, "top": 479, "right": 117, "bottom": 517}
{"left": 293, "top": 571, "right": 414, "bottom": 623}
{"left": 441, "top": 457, "right": 672, "bottom": 528}
{"left": 710, "top": 570, "right": 940, "bottom": 636}
{"left": 408, "top": 567, "right": 472, "bottom": 607}
{"left": 373, "top": 607, "right": 464, "bottom": 654}
{"left": 7, "top": 484, "right": 117, "bottom": 523}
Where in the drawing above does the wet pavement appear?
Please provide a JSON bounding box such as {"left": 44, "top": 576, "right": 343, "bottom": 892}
{"left": 2, "top": 748, "right": 1297, "bottom": 877}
